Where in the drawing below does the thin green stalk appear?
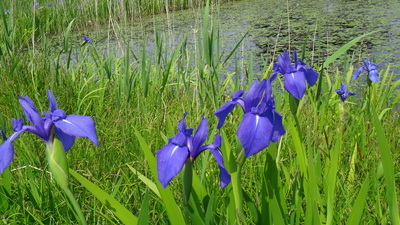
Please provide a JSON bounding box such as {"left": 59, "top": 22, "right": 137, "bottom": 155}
{"left": 231, "top": 150, "right": 247, "bottom": 224}
{"left": 182, "top": 159, "right": 194, "bottom": 223}
{"left": 63, "top": 187, "right": 88, "bottom": 225}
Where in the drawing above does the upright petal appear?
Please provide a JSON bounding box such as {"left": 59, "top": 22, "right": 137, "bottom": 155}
{"left": 283, "top": 71, "right": 306, "bottom": 99}
{"left": 54, "top": 115, "right": 99, "bottom": 146}
{"left": 243, "top": 80, "right": 267, "bottom": 112}
{"left": 340, "top": 83, "right": 348, "bottom": 93}
{"left": 19, "top": 96, "right": 48, "bottom": 140}
{"left": 191, "top": 117, "right": 208, "bottom": 158}
{"left": 177, "top": 112, "right": 193, "bottom": 136}
{"left": 156, "top": 143, "right": 189, "bottom": 188}
{"left": 278, "top": 50, "right": 296, "bottom": 74}
{"left": 47, "top": 90, "right": 58, "bottom": 112}
{"left": 12, "top": 118, "right": 24, "bottom": 132}
{"left": 237, "top": 113, "right": 273, "bottom": 157}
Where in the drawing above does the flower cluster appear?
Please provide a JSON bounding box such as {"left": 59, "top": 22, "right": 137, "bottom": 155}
{"left": 156, "top": 50, "right": 319, "bottom": 188}
{"left": 0, "top": 90, "right": 99, "bottom": 174}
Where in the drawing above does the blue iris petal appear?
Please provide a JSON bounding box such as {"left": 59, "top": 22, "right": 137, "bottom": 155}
{"left": 156, "top": 143, "right": 189, "bottom": 188}
{"left": 237, "top": 113, "right": 274, "bottom": 157}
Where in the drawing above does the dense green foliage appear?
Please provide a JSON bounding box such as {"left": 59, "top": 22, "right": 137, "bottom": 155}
{"left": 0, "top": 0, "right": 399, "bottom": 224}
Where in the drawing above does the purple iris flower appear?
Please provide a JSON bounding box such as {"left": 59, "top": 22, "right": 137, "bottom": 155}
{"left": 4, "top": 10, "right": 10, "bottom": 14}
{"left": 352, "top": 59, "right": 379, "bottom": 83}
{"left": 156, "top": 113, "right": 230, "bottom": 189}
{"left": 272, "top": 50, "right": 319, "bottom": 99}
{"left": 336, "top": 83, "right": 355, "bottom": 102}
{"left": 0, "top": 90, "right": 99, "bottom": 174}
{"left": 214, "top": 78, "right": 286, "bottom": 158}
{"left": 82, "top": 35, "right": 92, "bottom": 44}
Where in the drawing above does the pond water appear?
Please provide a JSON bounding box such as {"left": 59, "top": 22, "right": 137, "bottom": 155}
{"left": 75, "top": 0, "right": 400, "bottom": 77}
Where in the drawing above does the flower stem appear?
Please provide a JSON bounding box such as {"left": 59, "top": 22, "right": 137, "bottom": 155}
{"left": 46, "top": 137, "right": 87, "bottom": 225}
{"left": 231, "top": 150, "right": 247, "bottom": 224}
{"left": 63, "top": 187, "right": 88, "bottom": 225}
{"left": 182, "top": 159, "right": 193, "bottom": 223}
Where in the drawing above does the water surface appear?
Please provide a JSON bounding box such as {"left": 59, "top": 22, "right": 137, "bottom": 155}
{"left": 75, "top": 0, "right": 400, "bottom": 77}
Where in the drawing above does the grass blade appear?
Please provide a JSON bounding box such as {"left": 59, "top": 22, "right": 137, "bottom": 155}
{"left": 371, "top": 105, "right": 400, "bottom": 224}
{"left": 137, "top": 189, "right": 150, "bottom": 225}
{"left": 346, "top": 178, "right": 370, "bottom": 225}
{"left": 133, "top": 128, "right": 186, "bottom": 224}
{"left": 69, "top": 169, "right": 138, "bottom": 225}
{"left": 127, "top": 164, "right": 160, "bottom": 198}
{"left": 323, "top": 31, "right": 377, "bottom": 68}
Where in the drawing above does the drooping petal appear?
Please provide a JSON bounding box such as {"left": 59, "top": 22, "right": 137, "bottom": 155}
{"left": 209, "top": 148, "right": 231, "bottom": 188}
{"left": 191, "top": 117, "right": 208, "bottom": 158}
{"left": 0, "top": 138, "right": 14, "bottom": 174}
{"left": 237, "top": 112, "right": 273, "bottom": 157}
{"left": 214, "top": 100, "right": 240, "bottom": 129}
{"left": 283, "top": 71, "right": 306, "bottom": 99}
{"left": 47, "top": 90, "right": 58, "bottom": 112}
{"left": 156, "top": 143, "right": 189, "bottom": 188}
{"left": 198, "top": 134, "right": 231, "bottom": 188}
{"left": 300, "top": 66, "right": 319, "bottom": 86}
{"left": 55, "top": 127, "right": 76, "bottom": 151}
{"left": 368, "top": 69, "right": 379, "bottom": 82}
{"left": 0, "top": 130, "right": 24, "bottom": 174}
{"left": 19, "top": 96, "right": 48, "bottom": 140}
{"left": 270, "top": 110, "right": 286, "bottom": 142}
{"left": 352, "top": 67, "right": 364, "bottom": 80}
{"left": 54, "top": 115, "right": 99, "bottom": 146}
